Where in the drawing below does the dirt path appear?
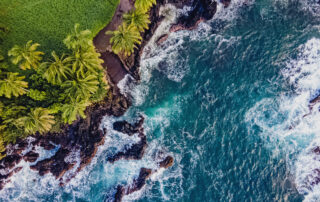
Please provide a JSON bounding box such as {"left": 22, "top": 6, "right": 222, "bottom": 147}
{"left": 94, "top": 0, "right": 134, "bottom": 85}
{"left": 100, "top": 51, "right": 128, "bottom": 84}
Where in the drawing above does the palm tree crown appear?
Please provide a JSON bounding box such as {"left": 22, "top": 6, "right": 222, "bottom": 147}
{"left": 0, "top": 72, "right": 28, "bottom": 98}
{"left": 70, "top": 47, "right": 104, "bottom": 78}
{"left": 107, "top": 23, "right": 142, "bottom": 56}
{"left": 61, "top": 98, "right": 90, "bottom": 124}
{"left": 16, "top": 107, "right": 55, "bottom": 134}
{"left": 8, "top": 40, "right": 44, "bottom": 70}
{"left": 134, "top": 0, "right": 156, "bottom": 12}
{"left": 123, "top": 9, "right": 151, "bottom": 32}
{"left": 62, "top": 74, "right": 99, "bottom": 99}
{"left": 42, "top": 51, "right": 72, "bottom": 85}
{"left": 64, "top": 24, "right": 92, "bottom": 52}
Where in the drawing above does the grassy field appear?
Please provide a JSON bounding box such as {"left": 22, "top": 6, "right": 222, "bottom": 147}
{"left": 0, "top": 0, "right": 119, "bottom": 56}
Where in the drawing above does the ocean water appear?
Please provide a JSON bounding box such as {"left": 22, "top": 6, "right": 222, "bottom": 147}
{"left": 2, "top": 0, "right": 320, "bottom": 201}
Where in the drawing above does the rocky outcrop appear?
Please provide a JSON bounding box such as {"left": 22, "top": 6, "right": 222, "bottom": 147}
{"left": 156, "top": 34, "right": 169, "bottom": 45}
{"left": 170, "top": 0, "right": 218, "bottom": 32}
{"left": 112, "top": 154, "right": 174, "bottom": 202}
{"left": 114, "top": 168, "right": 153, "bottom": 202}
{"left": 109, "top": 117, "right": 147, "bottom": 163}
{"left": 23, "top": 151, "right": 39, "bottom": 163}
{"left": 0, "top": 87, "right": 130, "bottom": 188}
{"left": 159, "top": 156, "right": 174, "bottom": 169}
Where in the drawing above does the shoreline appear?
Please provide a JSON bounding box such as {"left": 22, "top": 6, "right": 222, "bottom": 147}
{"left": 0, "top": 0, "right": 223, "bottom": 200}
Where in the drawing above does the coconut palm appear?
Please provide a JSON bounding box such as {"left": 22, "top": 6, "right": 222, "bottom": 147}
{"left": 123, "top": 9, "right": 151, "bottom": 32}
{"left": 107, "top": 23, "right": 142, "bottom": 56}
{"left": 8, "top": 40, "right": 44, "bottom": 70}
{"left": 70, "top": 47, "right": 104, "bottom": 78}
{"left": 0, "top": 72, "right": 28, "bottom": 98}
{"left": 16, "top": 107, "right": 55, "bottom": 134}
{"left": 134, "top": 0, "right": 156, "bottom": 12}
{"left": 62, "top": 74, "right": 99, "bottom": 99}
{"left": 64, "top": 24, "right": 92, "bottom": 52}
{"left": 42, "top": 51, "right": 72, "bottom": 85}
{"left": 61, "top": 98, "right": 90, "bottom": 124}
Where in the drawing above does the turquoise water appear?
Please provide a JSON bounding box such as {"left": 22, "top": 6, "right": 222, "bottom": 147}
{"left": 3, "top": 0, "right": 320, "bottom": 201}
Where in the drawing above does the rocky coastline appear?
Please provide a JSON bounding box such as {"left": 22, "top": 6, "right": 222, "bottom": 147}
{"left": 0, "top": 0, "right": 225, "bottom": 200}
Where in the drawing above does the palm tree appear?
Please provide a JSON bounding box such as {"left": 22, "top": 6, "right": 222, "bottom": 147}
{"left": 64, "top": 24, "right": 92, "bottom": 52}
{"left": 42, "top": 51, "right": 72, "bottom": 85}
{"left": 134, "top": 0, "right": 156, "bottom": 12}
{"left": 106, "top": 23, "right": 142, "bottom": 56}
{"left": 123, "top": 9, "right": 151, "bottom": 32}
{"left": 8, "top": 40, "right": 44, "bottom": 70}
{"left": 61, "top": 74, "right": 99, "bottom": 99}
{"left": 16, "top": 107, "right": 55, "bottom": 134}
{"left": 0, "top": 72, "right": 28, "bottom": 98}
{"left": 70, "top": 47, "right": 104, "bottom": 78}
{"left": 61, "top": 98, "right": 90, "bottom": 124}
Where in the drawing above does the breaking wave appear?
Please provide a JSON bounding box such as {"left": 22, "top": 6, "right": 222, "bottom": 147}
{"left": 246, "top": 38, "right": 320, "bottom": 201}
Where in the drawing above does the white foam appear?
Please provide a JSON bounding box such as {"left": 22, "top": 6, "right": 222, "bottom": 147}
{"left": 298, "top": 0, "right": 320, "bottom": 18}
{"left": 214, "top": 0, "right": 255, "bottom": 21}
{"left": 246, "top": 38, "right": 320, "bottom": 201}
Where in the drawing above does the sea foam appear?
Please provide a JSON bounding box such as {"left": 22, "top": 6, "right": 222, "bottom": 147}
{"left": 246, "top": 38, "right": 320, "bottom": 201}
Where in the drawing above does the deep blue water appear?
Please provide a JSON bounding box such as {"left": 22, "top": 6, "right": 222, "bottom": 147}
{"left": 3, "top": 0, "right": 320, "bottom": 201}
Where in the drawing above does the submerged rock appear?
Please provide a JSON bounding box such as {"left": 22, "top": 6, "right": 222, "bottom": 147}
{"left": 170, "top": 0, "right": 218, "bottom": 32}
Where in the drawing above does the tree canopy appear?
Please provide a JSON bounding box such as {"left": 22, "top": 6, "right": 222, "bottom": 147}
{"left": 0, "top": 24, "right": 109, "bottom": 149}
{"left": 107, "top": 24, "right": 142, "bottom": 56}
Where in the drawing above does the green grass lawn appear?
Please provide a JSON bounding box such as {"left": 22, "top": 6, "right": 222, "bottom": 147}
{"left": 0, "top": 0, "right": 119, "bottom": 56}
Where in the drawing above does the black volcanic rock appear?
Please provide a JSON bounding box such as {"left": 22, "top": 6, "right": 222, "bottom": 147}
{"left": 109, "top": 117, "right": 147, "bottom": 163}
{"left": 113, "top": 121, "right": 137, "bottom": 136}
{"left": 172, "top": 0, "right": 218, "bottom": 30}
{"left": 113, "top": 168, "right": 153, "bottom": 202}
{"left": 30, "top": 148, "right": 71, "bottom": 178}
{"left": 23, "top": 151, "right": 39, "bottom": 163}
{"left": 159, "top": 156, "right": 174, "bottom": 168}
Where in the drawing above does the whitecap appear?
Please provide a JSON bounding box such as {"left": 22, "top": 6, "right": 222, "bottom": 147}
{"left": 245, "top": 38, "right": 320, "bottom": 201}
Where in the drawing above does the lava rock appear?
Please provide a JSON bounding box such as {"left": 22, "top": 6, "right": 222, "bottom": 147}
{"left": 113, "top": 121, "right": 137, "bottom": 136}
{"left": 23, "top": 151, "right": 39, "bottom": 163}
{"left": 159, "top": 156, "right": 174, "bottom": 169}
{"left": 156, "top": 34, "right": 169, "bottom": 45}
{"left": 113, "top": 168, "right": 152, "bottom": 202}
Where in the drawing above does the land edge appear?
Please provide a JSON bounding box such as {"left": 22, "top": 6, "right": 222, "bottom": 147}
{"left": 0, "top": 0, "right": 226, "bottom": 200}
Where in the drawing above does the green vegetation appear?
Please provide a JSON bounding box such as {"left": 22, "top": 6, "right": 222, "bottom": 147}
{"left": 134, "top": 0, "right": 157, "bottom": 13}
{"left": 16, "top": 107, "right": 55, "bottom": 135}
{"left": 0, "top": 26, "right": 109, "bottom": 146}
{"left": 0, "top": 72, "right": 28, "bottom": 98}
{"left": 0, "top": 0, "right": 120, "bottom": 156}
{"left": 0, "top": 0, "right": 156, "bottom": 160}
{"left": 8, "top": 40, "right": 44, "bottom": 70}
{"left": 107, "top": 0, "right": 154, "bottom": 56}
{"left": 123, "top": 9, "right": 151, "bottom": 32}
{"left": 0, "top": 0, "right": 119, "bottom": 56}
{"left": 107, "top": 24, "right": 142, "bottom": 56}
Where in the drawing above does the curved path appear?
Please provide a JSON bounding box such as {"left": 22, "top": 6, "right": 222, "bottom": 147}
{"left": 93, "top": 0, "right": 134, "bottom": 84}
